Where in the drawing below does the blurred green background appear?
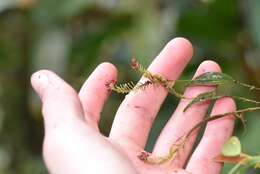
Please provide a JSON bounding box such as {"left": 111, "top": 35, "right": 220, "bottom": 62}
{"left": 0, "top": 0, "right": 260, "bottom": 173}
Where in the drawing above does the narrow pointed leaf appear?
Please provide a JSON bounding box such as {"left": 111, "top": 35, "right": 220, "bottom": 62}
{"left": 183, "top": 90, "right": 218, "bottom": 112}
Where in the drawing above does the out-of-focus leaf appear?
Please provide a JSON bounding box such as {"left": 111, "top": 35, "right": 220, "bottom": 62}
{"left": 68, "top": 13, "right": 133, "bottom": 77}
{"left": 247, "top": 0, "right": 260, "bottom": 45}
{"left": 245, "top": 0, "right": 260, "bottom": 86}
{"left": 30, "top": 0, "right": 95, "bottom": 24}
{"left": 32, "top": 28, "right": 70, "bottom": 74}
{"left": 0, "top": 0, "right": 15, "bottom": 12}
{"left": 57, "top": 0, "right": 95, "bottom": 18}
{"left": 126, "top": 0, "right": 180, "bottom": 64}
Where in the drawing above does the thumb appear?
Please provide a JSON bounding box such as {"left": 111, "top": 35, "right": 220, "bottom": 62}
{"left": 31, "top": 70, "right": 138, "bottom": 174}
{"left": 31, "top": 70, "right": 85, "bottom": 133}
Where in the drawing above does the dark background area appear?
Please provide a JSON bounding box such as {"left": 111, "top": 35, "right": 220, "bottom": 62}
{"left": 0, "top": 0, "right": 260, "bottom": 173}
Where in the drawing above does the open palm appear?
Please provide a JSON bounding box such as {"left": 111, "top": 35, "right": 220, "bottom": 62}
{"left": 31, "top": 38, "right": 236, "bottom": 174}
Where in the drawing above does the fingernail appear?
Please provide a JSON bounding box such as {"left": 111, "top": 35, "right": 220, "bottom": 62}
{"left": 31, "top": 71, "right": 49, "bottom": 98}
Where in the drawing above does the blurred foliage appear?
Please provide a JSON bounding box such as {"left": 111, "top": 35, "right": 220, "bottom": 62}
{"left": 0, "top": 0, "right": 260, "bottom": 173}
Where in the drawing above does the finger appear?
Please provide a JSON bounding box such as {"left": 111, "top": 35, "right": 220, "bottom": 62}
{"left": 152, "top": 60, "right": 221, "bottom": 168}
{"left": 79, "top": 62, "right": 117, "bottom": 129}
{"left": 109, "top": 38, "right": 193, "bottom": 149}
{"left": 31, "top": 70, "right": 86, "bottom": 134}
{"left": 186, "top": 97, "right": 235, "bottom": 174}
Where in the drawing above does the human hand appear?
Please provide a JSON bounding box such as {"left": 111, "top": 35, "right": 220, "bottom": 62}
{"left": 31, "top": 38, "right": 236, "bottom": 174}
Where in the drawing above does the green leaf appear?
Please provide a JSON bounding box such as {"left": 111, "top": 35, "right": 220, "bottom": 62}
{"left": 187, "top": 72, "right": 234, "bottom": 86}
{"left": 0, "top": 0, "right": 15, "bottom": 12}
{"left": 183, "top": 90, "right": 219, "bottom": 112}
{"left": 222, "top": 136, "right": 242, "bottom": 157}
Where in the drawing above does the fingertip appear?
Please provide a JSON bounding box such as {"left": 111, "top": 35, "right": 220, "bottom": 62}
{"left": 148, "top": 37, "right": 194, "bottom": 79}
{"left": 194, "top": 60, "right": 222, "bottom": 77}
{"left": 214, "top": 97, "right": 236, "bottom": 113}
{"left": 97, "top": 62, "right": 118, "bottom": 79}
{"left": 80, "top": 62, "right": 118, "bottom": 94}
{"left": 31, "top": 70, "right": 85, "bottom": 131}
{"left": 200, "top": 60, "right": 221, "bottom": 71}
{"left": 165, "top": 37, "right": 194, "bottom": 61}
{"left": 167, "top": 37, "right": 193, "bottom": 52}
{"left": 31, "top": 70, "right": 51, "bottom": 99}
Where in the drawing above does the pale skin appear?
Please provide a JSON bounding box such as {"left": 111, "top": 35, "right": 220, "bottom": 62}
{"left": 31, "top": 38, "right": 236, "bottom": 174}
